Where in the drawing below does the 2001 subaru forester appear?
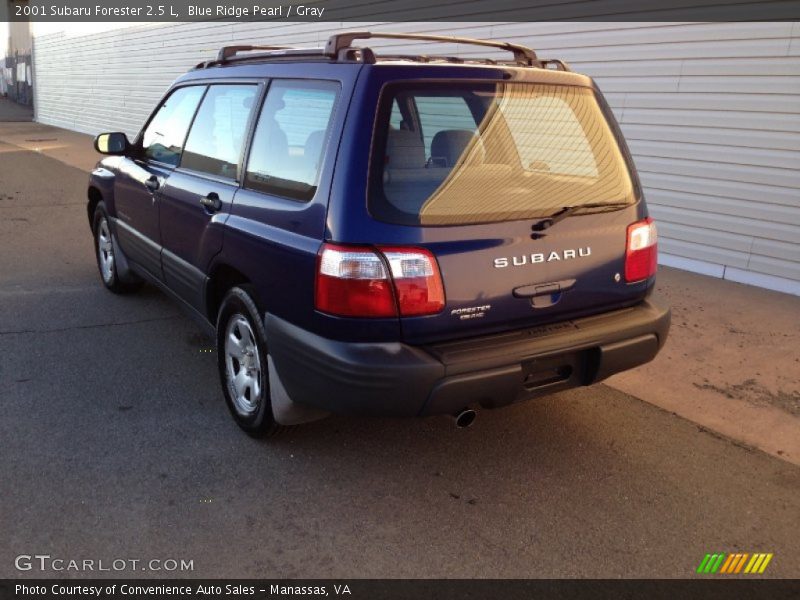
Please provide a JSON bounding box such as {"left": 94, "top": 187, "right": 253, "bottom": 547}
{"left": 87, "top": 32, "right": 670, "bottom": 436}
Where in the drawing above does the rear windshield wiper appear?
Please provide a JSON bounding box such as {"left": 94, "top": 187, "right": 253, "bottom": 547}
{"left": 533, "top": 202, "right": 631, "bottom": 232}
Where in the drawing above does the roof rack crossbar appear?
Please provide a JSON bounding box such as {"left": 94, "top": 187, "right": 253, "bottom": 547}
{"left": 196, "top": 46, "right": 328, "bottom": 69}
{"left": 324, "top": 32, "right": 539, "bottom": 66}
{"left": 216, "top": 44, "right": 293, "bottom": 62}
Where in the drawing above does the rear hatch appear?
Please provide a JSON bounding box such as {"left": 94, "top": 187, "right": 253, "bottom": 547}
{"left": 368, "top": 82, "right": 646, "bottom": 341}
{"left": 405, "top": 208, "right": 648, "bottom": 343}
{"left": 364, "top": 79, "right": 652, "bottom": 344}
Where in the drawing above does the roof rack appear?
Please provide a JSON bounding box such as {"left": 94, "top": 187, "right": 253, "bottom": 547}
{"left": 324, "top": 31, "right": 540, "bottom": 67}
{"left": 216, "top": 45, "right": 291, "bottom": 62}
{"left": 195, "top": 46, "right": 327, "bottom": 69}
{"left": 199, "top": 31, "right": 550, "bottom": 70}
{"left": 540, "top": 59, "right": 571, "bottom": 71}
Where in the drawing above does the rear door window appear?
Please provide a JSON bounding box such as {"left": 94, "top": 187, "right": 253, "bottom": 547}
{"left": 181, "top": 84, "right": 258, "bottom": 179}
{"left": 244, "top": 80, "right": 340, "bottom": 201}
{"left": 369, "top": 82, "right": 635, "bottom": 226}
{"left": 141, "top": 86, "right": 205, "bottom": 166}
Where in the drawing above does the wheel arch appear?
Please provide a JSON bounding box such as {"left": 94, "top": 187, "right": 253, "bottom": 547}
{"left": 87, "top": 186, "right": 103, "bottom": 227}
{"left": 87, "top": 166, "right": 117, "bottom": 228}
{"left": 205, "top": 263, "right": 255, "bottom": 324}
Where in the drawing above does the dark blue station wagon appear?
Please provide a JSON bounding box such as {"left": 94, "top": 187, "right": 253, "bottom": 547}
{"left": 88, "top": 32, "right": 670, "bottom": 436}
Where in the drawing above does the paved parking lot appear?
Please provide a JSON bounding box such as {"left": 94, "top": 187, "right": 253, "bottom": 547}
{"left": 1, "top": 123, "right": 799, "bottom": 579}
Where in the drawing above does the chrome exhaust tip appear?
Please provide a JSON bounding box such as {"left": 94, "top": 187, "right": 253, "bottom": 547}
{"left": 453, "top": 408, "right": 477, "bottom": 429}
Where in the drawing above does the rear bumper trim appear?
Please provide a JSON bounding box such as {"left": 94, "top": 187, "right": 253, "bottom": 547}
{"left": 265, "top": 297, "right": 670, "bottom": 417}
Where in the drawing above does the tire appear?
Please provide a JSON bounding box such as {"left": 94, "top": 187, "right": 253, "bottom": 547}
{"left": 216, "top": 286, "right": 282, "bottom": 437}
{"left": 92, "top": 202, "right": 142, "bottom": 294}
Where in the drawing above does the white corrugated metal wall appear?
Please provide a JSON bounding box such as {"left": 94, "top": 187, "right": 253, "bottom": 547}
{"left": 32, "top": 21, "right": 800, "bottom": 295}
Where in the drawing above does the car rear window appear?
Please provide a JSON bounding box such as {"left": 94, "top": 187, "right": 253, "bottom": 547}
{"left": 368, "top": 82, "right": 635, "bottom": 226}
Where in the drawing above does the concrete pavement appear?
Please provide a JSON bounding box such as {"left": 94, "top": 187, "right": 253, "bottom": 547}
{"left": 610, "top": 268, "right": 800, "bottom": 465}
{"left": 0, "top": 121, "right": 799, "bottom": 578}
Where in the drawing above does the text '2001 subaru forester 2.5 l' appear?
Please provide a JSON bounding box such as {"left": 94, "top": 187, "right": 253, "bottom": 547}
{"left": 88, "top": 32, "right": 670, "bottom": 436}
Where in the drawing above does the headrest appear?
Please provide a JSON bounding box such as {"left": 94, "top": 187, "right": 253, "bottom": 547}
{"left": 304, "top": 130, "right": 327, "bottom": 166}
{"left": 431, "top": 129, "right": 483, "bottom": 167}
{"left": 385, "top": 129, "right": 425, "bottom": 170}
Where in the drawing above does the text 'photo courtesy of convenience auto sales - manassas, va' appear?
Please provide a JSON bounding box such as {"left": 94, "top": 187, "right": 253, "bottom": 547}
{"left": 15, "top": 584, "right": 346, "bottom": 597}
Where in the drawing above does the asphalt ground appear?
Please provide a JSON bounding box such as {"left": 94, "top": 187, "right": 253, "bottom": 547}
{"left": 0, "top": 139, "right": 799, "bottom": 579}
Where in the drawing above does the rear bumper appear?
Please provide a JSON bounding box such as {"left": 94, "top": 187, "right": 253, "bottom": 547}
{"left": 265, "top": 298, "right": 670, "bottom": 417}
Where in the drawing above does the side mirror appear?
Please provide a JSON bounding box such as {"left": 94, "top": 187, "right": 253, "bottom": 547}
{"left": 94, "top": 132, "right": 130, "bottom": 155}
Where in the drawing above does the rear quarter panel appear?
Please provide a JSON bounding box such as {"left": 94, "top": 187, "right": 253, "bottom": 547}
{"left": 201, "top": 63, "right": 405, "bottom": 341}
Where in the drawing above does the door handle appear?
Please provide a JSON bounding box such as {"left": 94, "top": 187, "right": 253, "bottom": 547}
{"left": 145, "top": 175, "right": 160, "bottom": 193}
{"left": 200, "top": 192, "right": 222, "bottom": 212}
{"left": 513, "top": 279, "right": 576, "bottom": 298}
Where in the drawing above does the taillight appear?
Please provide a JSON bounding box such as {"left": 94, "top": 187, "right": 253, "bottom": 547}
{"left": 315, "top": 243, "right": 445, "bottom": 318}
{"left": 316, "top": 244, "right": 396, "bottom": 317}
{"left": 379, "top": 246, "right": 445, "bottom": 316}
{"left": 625, "top": 217, "right": 658, "bottom": 282}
